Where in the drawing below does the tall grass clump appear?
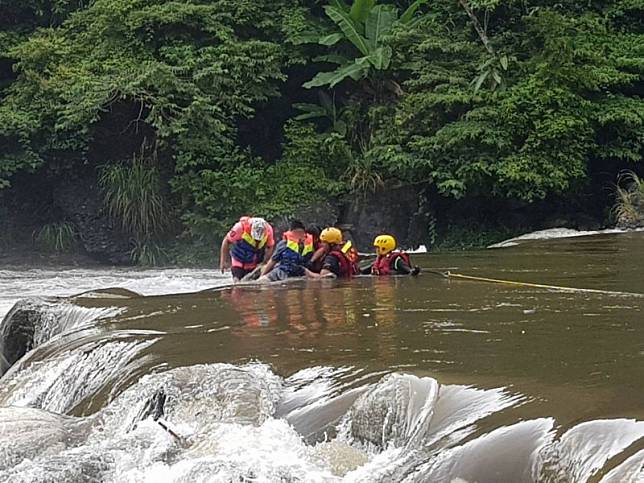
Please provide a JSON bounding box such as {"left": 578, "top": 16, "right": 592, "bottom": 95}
{"left": 99, "top": 156, "right": 169, "bottom": 264}
{"left": 613, "top": 171, "right": 644, "bottom": 228}
{"left": 34, "top": 222, "right": 77, "bottom": 252}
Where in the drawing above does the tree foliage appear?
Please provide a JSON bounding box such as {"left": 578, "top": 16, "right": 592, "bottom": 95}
{"left": 0, "top": 0, "right": 642, "bottom": 243}
{"left": 301, "top": 0, "right": 427, "bottom": 90}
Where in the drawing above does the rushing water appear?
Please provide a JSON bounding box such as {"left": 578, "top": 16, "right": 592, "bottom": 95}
{"left": 0, "top": 231, "right": 643, "bottom": 482}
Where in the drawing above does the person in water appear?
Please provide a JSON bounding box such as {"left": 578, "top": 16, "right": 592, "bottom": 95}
{"left": 363, "top": 234, "right": 421, "bottom": 276}
{"left": 306, "top": 224, "right": 329, "bottom": 273}
{"left": 220, "top": 216, "right": 275, "bottom": 281}
{"left": 315, "top": 227, "right": 360, "bottom": 278}
{"left": 258, "top": 220, "right": 316, "bottom": 282}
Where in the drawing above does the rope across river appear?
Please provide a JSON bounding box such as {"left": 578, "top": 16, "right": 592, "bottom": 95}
{"left": 427, "top": 270, "right": 644, "bottom": 298}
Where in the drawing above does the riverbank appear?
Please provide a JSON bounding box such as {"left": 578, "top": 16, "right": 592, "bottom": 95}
{"left": 0, "top": 247, "right": 103, "bottom": 268}
{"left": 0, "top": 225, "right": 522, "bottom": 269}
{"left": 1, "top": 222, "right": 620, "bottom": 269}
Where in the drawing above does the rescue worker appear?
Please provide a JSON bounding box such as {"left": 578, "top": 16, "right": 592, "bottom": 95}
{"left": 315, "top": 227, "right": 360, "bottom": 278}
{"left": 306, "top": 224, "right": 329, "bottom": 273}
{"left": 258, "top": 220, "right": 316, "bottom": 282}
{"left": 219, "top": 216, "right": 275, "bottom": 281}
{"left": 363, "top": 234, "right": 420, "bottom": 276}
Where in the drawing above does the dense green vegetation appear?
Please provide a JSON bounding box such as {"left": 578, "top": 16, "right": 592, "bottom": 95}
{"left": 0, "top": 0, "right": 642, "bottom": 260}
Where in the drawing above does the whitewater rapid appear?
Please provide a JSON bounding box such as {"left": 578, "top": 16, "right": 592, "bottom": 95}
{"left": 1, "top": 229, "right": 643, "bottom": 481}
{"left": 3, "top": 226, "right": 642, "bottom": 320}
{"left": 0, "top": 268, "right": 228, "bottom": 320}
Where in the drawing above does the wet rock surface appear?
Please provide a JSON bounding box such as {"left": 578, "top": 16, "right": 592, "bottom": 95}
{"left": 338, "top": 186, "right": 432, "bottom": 250}
{"left": 53, "top": 177, "right": 132, "bottom": 265}
{"left": 346, "top": 374, "right": 438, "bottom": 448}
{"left": 0, "top": 297, "right": 122, "bottom": 376}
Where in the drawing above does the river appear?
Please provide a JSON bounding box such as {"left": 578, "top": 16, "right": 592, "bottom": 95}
{"left": 0, "top": 231, "right": 642, "bottom": 482}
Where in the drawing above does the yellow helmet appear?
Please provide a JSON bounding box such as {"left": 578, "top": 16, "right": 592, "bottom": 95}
{"left": 373, "top": 234, "right": 396, "bottom": 256}
{"left": 320, "top": 227, "right": 343, "bottom": 245}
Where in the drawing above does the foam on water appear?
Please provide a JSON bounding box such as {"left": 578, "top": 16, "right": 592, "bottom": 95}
{"left": 488, "top": 227, "right": 644, "bottom": 248}
{"left": 0, "top": 335, "right": 158, "bottom": 413}
{"left": 0, "top": 362, "right": 641, "bottom": 482}
{"left": 0, "top": 268, "right": 228, "bottom": 320}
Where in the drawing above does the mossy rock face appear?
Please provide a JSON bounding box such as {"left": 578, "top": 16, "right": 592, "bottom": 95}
{"left": 339, "top": 186, "right": 432, "bottom": 251}
{"left": 53, "top": 177, "right": 133, "bottom": 265}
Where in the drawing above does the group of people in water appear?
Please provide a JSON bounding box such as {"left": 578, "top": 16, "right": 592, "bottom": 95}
{"left": 219, "top": 216, "right": 421, "bottom": 282}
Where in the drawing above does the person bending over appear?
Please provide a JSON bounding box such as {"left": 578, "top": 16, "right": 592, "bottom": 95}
{"left": 258, "top": 220, "right": 316, "bottom": 282}
{"left": 220, "top": 216, "right": 274, "bottom": 281}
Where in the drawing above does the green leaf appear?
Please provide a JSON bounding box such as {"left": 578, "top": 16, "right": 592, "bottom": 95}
{"left": 500, "top": 55, "right": 508, "bottom": 70}
{"left": 349, "top": 0, "right": 375, "bottom": 23}
{"left": 289, "top": 33, "right": 325, "bottom": 45}
{"left": 492, "top": 70, "right": 502, "bottom": 85}
{"left": 399, "top": 0, "right": 428, "bottom": 24}
{"left": 293, "top": 103, "right": 329, "bottom": 121}
{"left": 303, "top": 61, "right": 369, "bottom": 88}
{"left": 319, "top": 33, "right": 343, "bottom": 46}
{"left": 367, "top": 46, "right": 392, "bottom": 70}
{"left": 294, "top": 111, "right": 328, "bottom": 121}
{"left": 365, "top": 5, "right": 397, "bottom": 50}
{"left": 478, "top": 57, "right": 495, "bottom": 71}
{"left": 472, "top": 70, "right": 489, "bottom": 93}
{"left": 324, "top": 6, "right": 370, "bottom": 55}
{"left": 334, "top": 120, "right": 347, "bottom": 136}
{"left": 330, "top": 0, "right": 350, "bottom": 11}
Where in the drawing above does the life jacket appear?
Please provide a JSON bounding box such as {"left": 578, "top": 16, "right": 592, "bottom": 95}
{"left": 328, "top": 241, "right": 360, "bottom": 277}
{"left": 279, "top": 231, "right": 314, "bottom": 270}
{"left": 230, "top": 216, "right": 268, "bottom": 265}
{"left": 372, "top": 251, "right": 411, "bottom": 276}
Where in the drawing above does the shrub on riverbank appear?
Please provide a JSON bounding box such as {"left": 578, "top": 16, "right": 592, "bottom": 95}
{"left": 0, "top": 0, "right": 641, "bottom": 264}
{"left": 33, "top": 222, "right": 78, "bottom": 253}
{"left": 614, "top": 172, "right": 644, "bottom": 228}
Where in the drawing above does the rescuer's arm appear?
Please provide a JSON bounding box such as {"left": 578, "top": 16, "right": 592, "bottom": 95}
{"left": 220, "top": 238, "right": 231, "bottom": 273}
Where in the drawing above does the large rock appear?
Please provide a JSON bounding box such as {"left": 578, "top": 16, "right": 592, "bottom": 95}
{"left": 338, "top": 186, "right": 432, "bottom": 250}
{"left": 0, "top": 298, "right": 41, "bottom": 371}
{"left": 53, "top": 176, "right": 132, "bottom": 265}
{"left": 0, "top": 297, "right": 123, "bottom": 375}
{"left": 270, "top": 187, "right": 432, "bottom": 250}
{"left": 346, "top": 374, "right": 439, "bottom": 449}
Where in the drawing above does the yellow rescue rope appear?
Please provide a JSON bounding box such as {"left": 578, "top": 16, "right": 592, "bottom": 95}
{"left": 428, "top": 270, "right": 644, "bottom": 297}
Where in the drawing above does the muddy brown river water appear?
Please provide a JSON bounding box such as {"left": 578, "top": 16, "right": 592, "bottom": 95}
{"left": 0, "top": 231, "right": 642, "bottom": 482}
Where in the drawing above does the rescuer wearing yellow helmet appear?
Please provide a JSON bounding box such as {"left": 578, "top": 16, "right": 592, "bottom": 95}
{"left": 305, "top": 227, "right": 360, "bottom": 278}
{"left": 319, "top": 227, "right": 360, "bottom": 278}
{"left": 365, "top": 234, "right": 420, "bottom": 276}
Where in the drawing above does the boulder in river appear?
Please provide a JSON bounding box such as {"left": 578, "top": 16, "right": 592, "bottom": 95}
{"left": 0, "top": 297, "right": 123, "bottom": 375}
{"left": 345, "top": 373, "right": 439, "bottom": 449}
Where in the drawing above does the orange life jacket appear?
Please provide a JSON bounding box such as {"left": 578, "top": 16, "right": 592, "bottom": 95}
{"left": 372, "top": 251, "right": 411, "bottom": 275}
